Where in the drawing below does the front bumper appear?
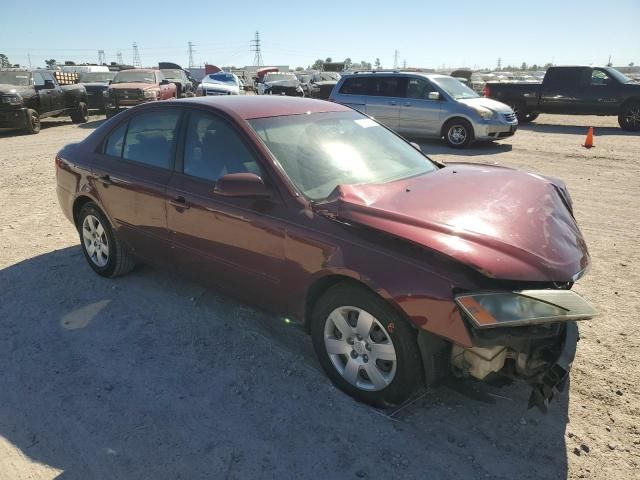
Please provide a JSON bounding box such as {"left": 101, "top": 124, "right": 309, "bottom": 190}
{"left": 0, "top": 107, "right": 28, "bottom": 130}
{"left": 474, "top": 117, "right": 518, "bottom": 140}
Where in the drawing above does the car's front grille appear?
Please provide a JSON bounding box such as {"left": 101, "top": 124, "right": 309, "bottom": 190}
{"left": 115, "top": 89, "right": 142, "bottom": 100}
{"left": 205, "top": 89, "right": 231, "bottom": 96}
{"left": 503, "top": 112, "right": 517, "bottom": 122}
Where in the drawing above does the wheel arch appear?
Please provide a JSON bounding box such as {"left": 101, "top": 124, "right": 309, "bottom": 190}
{"left": 72, "top": 195, "right": 98, "bottom": 227}
{"left": 440, "top": 115, "right": 475, "bottom": 140}
{"left": 620, "top": 97, "right": 640, "bottom": 110}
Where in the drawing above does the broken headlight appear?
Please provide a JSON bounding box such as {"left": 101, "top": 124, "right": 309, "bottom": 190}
{"left": 455, "top": 290, "right": 597, "bottom": 329}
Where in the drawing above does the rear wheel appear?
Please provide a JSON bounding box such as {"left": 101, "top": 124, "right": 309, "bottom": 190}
{"left": 443, "top": 118, "right": 474, "bottom": 148}
{"left": 310, "top": 282, "right": 422, "bottom": 407}
{"left": 509, "top": 100, "right": 537, "bottom": 123}
{"left": 618, "top": 102, "right": 640, "bottom": 131}
{"left": 24, "top": 109, "right": 41, "bottom": 134}
{"left": 78, "top": 202, "right": 135, "bottom": 278}
{"left": 71, "top": 101, "right": 88, "bottom": 123}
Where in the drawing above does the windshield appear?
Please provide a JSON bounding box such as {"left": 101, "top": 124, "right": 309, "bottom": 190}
{"left": 431, "top": 76, "right": 479, "bottom": 99}
{"left": 0, "top": 71, "right": 31, "bottom": 86}
{"left": 78, "top": 72, "right": 116, "bottom": 83}
{"left": 204, "top": 73, "right": 236, "bottom": 85}
{"left": 605, "top": 67, "right": 633, "bottom": 84}
{"left": 161, "top": 69, "right": 184, "bottom": 81}
{"left": 264, "top": 73, "right": 295, "bottom": 82}
{"left": 312, "top": 72, "right": 340, "bottom": 82}
{"left": 249, "top": 111, "right": 437, "bottom": 200}
{"left": 112, "top": 71, "right": 156, "bottom": 84}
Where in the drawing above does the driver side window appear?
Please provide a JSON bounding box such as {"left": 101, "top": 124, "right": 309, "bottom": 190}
{"left": 34, "top": 72, "right": 45, "bottom": 88}
{"left": 591, "top": 70, "right": 610, "bottom": 86}
{"left": 406, "top": 78, "right": 437, "bottom": 99}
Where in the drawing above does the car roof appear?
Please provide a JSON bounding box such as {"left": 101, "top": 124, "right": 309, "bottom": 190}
{"left": 342, "top": 71, "right": 449, "bottom": 80}
{"left": 117, "top": 68, "right": 157, "bottom": 73}
{"left": 176, "top": 96, "right": 351, "bottom": 120}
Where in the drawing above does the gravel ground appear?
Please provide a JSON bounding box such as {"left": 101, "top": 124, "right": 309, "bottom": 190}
{"left": 0, "top": 114, "right": 638, "bottom": 480}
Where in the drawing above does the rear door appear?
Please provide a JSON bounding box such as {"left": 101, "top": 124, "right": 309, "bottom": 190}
{"left": 334, "top": 76, "right": 373, "bottom": 113}
{"left": 91, "top": 106, "right": 183, "bottom": 264}
{"left": 540, "top": 67, "right": 588, "bottom": 114}
{"left": 364, "top": 76, "right": 407, "bottom": 130}
{"left": 166, "top": 109, "right": 287, "bottom": 310}
{"left": 398, "top": 76, "right": 442, "bottom": 136}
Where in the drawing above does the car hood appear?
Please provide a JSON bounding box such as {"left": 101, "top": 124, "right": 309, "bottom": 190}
{"left": 0, "top": 84, "right": 31, "bottom": 95}
{"left": 202, "top": 82, "right": 238, "bottom": 91}
{"left": 81, "top": 82, "right": 110, "bottom": 88}
{"left": 319, "top": 163, "right": 589, "bottom": 282}
{"left": 264, "top": 79, "right": 300, "bottom": 88}
{"left": 459, "top": 97, "right": 513, "bottom": 113}
{"left": 109, "top": 83, "right": 157, "bottom": 90}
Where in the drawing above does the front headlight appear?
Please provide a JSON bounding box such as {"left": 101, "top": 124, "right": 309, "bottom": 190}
{"left": 144, "top": 89, "right": 159, "bottom": 99}
{"left": 472, "top": 106, "right": 496, "bottom": 120}
{"left": 1, "top": 94, "right": 22, "bottom": 105}
{"left": 103, "top": 89, "right": 111, "bottom": 98}
{"left": 455, "top": 290, "right": 597, "bottom": 329}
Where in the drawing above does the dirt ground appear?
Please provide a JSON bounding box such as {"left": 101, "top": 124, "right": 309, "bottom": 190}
{"left": 0, "top": 113, "right": 638, "bottom": 480}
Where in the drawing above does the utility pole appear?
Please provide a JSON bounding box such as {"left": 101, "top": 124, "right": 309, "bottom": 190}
{"left": 497, "top": 57, "right": 502, "bottom": 70}
{"left": 116, "top": 51, "right": 123, "bottom": 64}
{"left": 27, "top": 51, "right": 32, "bottom": 68}
{"left": 98, "top": 50, "right": 105, "bottom": 65}
{"left": 393, "top": 50, "right": 399, "bottom": 69}
{"left": 188, "top": 41, "right": 195, "bottom": 69}
{"left": 402, "top": 59, "right": 407, "bottom": 69}
{"left": 132, "top": 42, "right": 141, "bottom": 68}
{"left": 250, "top": 31, "right": 263, "bottom": 67}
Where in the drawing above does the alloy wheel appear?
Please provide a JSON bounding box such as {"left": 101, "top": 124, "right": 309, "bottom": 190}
{"left": 82, "top": 214, "right": 109, "bottom": 267}
{"left": 447, "top": 125, "right": 467, "bottom": 145}
{"left": 624, "top": 107, "right": 640, "bottom": 129}
{"left": 323, "top": 306, "right": 397, "bottom": 391}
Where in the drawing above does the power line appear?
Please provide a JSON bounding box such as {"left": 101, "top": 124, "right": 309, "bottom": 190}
{"left": 116, "top": 51, "right": 123, "bottom": 64}
{"left": 250, "top": 31, "right": 263, "bottom": 67}
{"left": 132, "top": 42, "right": 141, "bottom": 68}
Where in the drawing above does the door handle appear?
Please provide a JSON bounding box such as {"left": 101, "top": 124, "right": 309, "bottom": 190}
{"left": 97, "top": 174, "right": 113, "bottom": 186}
{"left": 389, "top": 101, "right": 396, "bottom": 105}
{"left": 404, "top": 102, "right": 412, "bottom": 107}
{"left": 169, "top": 196, "right": 190, "bottom": 209}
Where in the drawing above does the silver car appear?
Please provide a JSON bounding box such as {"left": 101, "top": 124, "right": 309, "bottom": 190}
{"left": 329, "top": 72, "right": 518, "bottom": 148}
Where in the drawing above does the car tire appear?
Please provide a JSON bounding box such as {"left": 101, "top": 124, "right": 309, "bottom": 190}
{"left": 618, "top": 102, "right": 640, "bottom": 131}
{"left": 71, "top": 101, "right": 89, "bottom": 123}
{"left": 310, "top": 282, "right": 423, "bottom": 407}
{"left": 78, "top": 202, "right": 135, "bottom": 278}
{"left": 509, "top": 100, "right": 537, "bottom": 123}
{"left": 24, "top": 109, "right": 41, "bottom": 134}
{"left": 443, "top": 118, "right": 474, "bottom": 148}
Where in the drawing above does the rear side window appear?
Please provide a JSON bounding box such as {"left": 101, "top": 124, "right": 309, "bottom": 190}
{"left": 104, "top": 123, "right": 127, "bottom": 157}
{"left": 122, "top": 110, "right": 181, "bottom": 169}
{"left": 544, "top": 68, "right": 587, "bottom": 88}
{"left": 406, "top": 78, "right": 438, "bottom": 99}
{"left": 369, "top": 76, "right": 408, "bottom": 98}
{"left": 339, "top": 77, "right": 373, "bottom": 95}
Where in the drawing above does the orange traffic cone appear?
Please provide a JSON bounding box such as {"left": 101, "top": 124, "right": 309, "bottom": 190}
{"left": 583, "top": 127, "right": 595, "bottom": 148}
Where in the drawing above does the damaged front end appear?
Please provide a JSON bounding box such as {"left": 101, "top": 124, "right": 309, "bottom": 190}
{"left": 451, "top": 289, "right": 596, "bottom": 411}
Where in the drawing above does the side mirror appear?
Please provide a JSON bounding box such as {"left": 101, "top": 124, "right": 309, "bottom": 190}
{"left": 43, "top": 79, "right": 56, "bottom": 89}
{"left": 160, "top": 79, "right": 170, "bottom": 85}
{"left": 428, "top": 91, "right": 440, "bottom": 100}
{"left": 108, "top": 80, "right": 112, "bottom": 85}
{"left": 214, "top": 173, "right": 270, "bottom": 198}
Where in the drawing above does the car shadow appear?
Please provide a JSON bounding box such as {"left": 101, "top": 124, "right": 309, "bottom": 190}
{"left": 519, "top": 122, "right": 637, "bottom": 136}
{"left": 417, "top": 139, "right": 514, "bottom": 157}
{"left": 0, "top": 247, "right": 569, "bottom": 479}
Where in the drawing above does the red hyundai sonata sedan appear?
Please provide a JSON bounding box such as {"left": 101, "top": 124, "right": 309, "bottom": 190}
{"left": 55, "top": 96, "right": 596, "bottom": 410}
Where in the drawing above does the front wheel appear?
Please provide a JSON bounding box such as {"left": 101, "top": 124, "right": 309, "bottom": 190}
{"left": 78, "top": 202, "right": 135, "bottom": 277}
{"left": 509, "top": 100, "right": 537, "bottom": 123}
{"left": 310, "top": 283, "right": 423, "bottom": 407}
{"left": 443, "top": 118, "right": 474, "bottom": 148}
{"left": 24, "top": 109, "right": 41, "bottom": 134}
{"left": 71, "top": 101, "right": 88, "bottom": 123}
{"left": 618, "top": 102, "right": 640, "bottom": 131}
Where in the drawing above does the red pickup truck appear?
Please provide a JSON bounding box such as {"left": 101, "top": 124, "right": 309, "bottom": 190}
{"left": 104, "top": 69, "right": 176, "bottom": 117}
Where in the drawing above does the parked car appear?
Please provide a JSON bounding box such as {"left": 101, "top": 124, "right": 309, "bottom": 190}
{"left": 484, "top": 66, "right": 640, "bottom": 130}
{"left": 0, "top": 68, "right": 88, "bottom": 134}
{"left": 330, "top": 71, "right": 517, "bottom": 148}
{"left": 62, "top": 65, "right": 110, "bottom": 74}
{"left": 257, "top": 72, "right": 304, "bottom": 96}
{"left": 159, "top": 62, "right": 197, "bottom": 98}
{"left": 104, "top": 69, "right": 176, "bottom": 117}
{"left": 55, "top": 96, "right": 596, "bottom": 410}
{"left": 196, "top": 72, "right": 243, "bottom": 96}
{"left": 300, "top": 72, "right": 341, "bottom": 99}
{"left": 77, "top": 71, "right": 116, "bottom": 112}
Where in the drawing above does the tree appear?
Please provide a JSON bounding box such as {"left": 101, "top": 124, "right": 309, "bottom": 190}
{"left": 45, "top": 59, "right": 57, "bottom": 69}
{"left": 295, "top": 66, "right": 304, "bottom": 71}
{"left": 312, "top": 59, "right": 324, "bottom": 70}
{"left": 543, "top": 62, "right": 553, "bottom": 70}
{"left": 520, "top": 62, "right": 528, "bottom": 71}
{"left": 359, "top": 60, "right": 372, "bottom": 70}
{"left": 374, "top": 58, "right": 382, "bottom": 70}
{"left": 325, "top": 57, "right": 332, "bottom": 63}
{"left": 0, "top": 54, "right": 10, "bottom": 68}
{"left": 344, "top": 57, "right": 352, "bottom": 70}
{"left": 629, "top": 62, "right": 635, "bottom": 67}
{"left": 530, "top": 64, "right": 539, "bottom": 71}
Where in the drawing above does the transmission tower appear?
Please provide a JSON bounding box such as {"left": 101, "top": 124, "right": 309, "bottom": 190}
{"left": 132, "top": 43, "right": 141, "bottom": 67}
{"left": 98, "top": 50, "right": 106, "bottom": 65}
{"left": 116, "top": 51, "right": 123, "bottom": 64}
{"left": 188, "top": 41, "right": 195, "bottom": 68}
{"left": 497, "top": 57, "right": 502, "bottom": 70}
{"left": 393, "top": 50, "right": 399, "bottom": 69}
{"left": 402, "top": 59, "right": 407, "bottom": 69}
{"left": 250, "top": 31, "right": 263, "bottom": 67}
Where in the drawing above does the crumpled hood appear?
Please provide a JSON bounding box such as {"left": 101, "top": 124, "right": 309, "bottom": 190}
{"left": 0, "top": 84, "right": 31, "bottom": 95}
{"left": 459, "top": 97, "right": 514, "bottom": 113}
{"left": 264, "top": 79, "right": 300, "bottom": 88}
{"left": 319, "top": 163, "right": 589, "bottom": 282}
{"left": 202, "top": 82, "right": 238, "bottom": 92}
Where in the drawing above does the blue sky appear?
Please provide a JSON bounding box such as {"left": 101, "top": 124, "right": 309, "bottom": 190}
{"left": 1, "top": 0, "right": 638, "bottom": 70}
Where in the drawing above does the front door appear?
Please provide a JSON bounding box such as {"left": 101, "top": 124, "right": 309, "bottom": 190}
{"left": 41, "top": 71, "right": 64, "bottom": 111}
{"left": 91, "top": 107, "right": 183, "bottom": 264}
{"left": 399, "top": 77, "right": 442, "bottom": 136}
{"left": 34, "top": 72, "right": 52, "bottom": 113}
{"left": 365, "top": 76, "right": 407, "bottom": 130}
{"left": 582, "top": 68, "right": 622, "bottom": 115}
{"left": 166, "top": 109, "right": 287, "bottom": 310}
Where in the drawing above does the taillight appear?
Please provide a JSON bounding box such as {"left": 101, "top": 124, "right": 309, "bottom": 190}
{"left": 482, "top": 85, "right": 490, "bottom": 97}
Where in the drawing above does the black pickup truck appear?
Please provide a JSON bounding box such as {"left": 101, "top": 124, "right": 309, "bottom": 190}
{"left": 0, "top": 69, "right": 89, "bottom": 134}
{"left": 484, "top": 66, "right": 640, "bottom": 130}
